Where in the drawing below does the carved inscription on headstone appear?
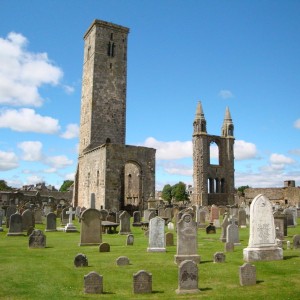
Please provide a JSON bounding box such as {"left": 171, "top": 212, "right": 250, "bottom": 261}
{"left": 239, "top": 263, "right": 256, "bottom": 286}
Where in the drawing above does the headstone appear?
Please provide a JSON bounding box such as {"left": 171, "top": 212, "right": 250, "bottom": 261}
{"left": 116, "top": 256, "right": 130, "bottom": 266}
{"left": 22, "top": 209, "right": 34, "bottom": 231}
{"left": 176, "top": 260, "right": 199, "bottom": 294}
{"left": 284, "top": 208, "right": 295, "bottom": 227}
{"left": 210, "top": 205, "right": 219, "bottom": 222}
{"left": 220, "top": 212, "right": 230, "bottom": 242}
{"left": 74, "top": 253, "right": 88, "bottom": 267}
{"left": 65, "top": 207, "right": 77, "bottom": 232}
{"left": 119, "top": 211, "right": 131, "bottom": 235}
{"left": 225, "top": 242, "right": 234, "bottom": 252}
{"left": 273, "top": 211, "right": 285, "bottom": 240}
{"left": 90, "top": 193, "right": 96, "bottom": 209}
{"left": 29, "top": 229, "right": 46, "bottom": 248}
{"left": 175, "top": 213, "right": 200, "bottom": 265}
{"left": 226, "top": 218, "right": 241, "bottom": 245}
{"left": 34, "top": 208, "right": 43, "bottom": 224}
{"left": 239, "top": 263, "right": 256, "bottom": 286}
{"left": 238, "top": 209, "right": 247, "bottom": 228}
{"left": 167, "top": 222, "right": 174, "bottom": 230}
{"left": 0, "top": 209, "right": 4, "bottom": 231}
{"left": 213, "top": 252, "right": 226, "bottom": 263}
{"left": 84, "top": 271, "right": 103, "bottom": 294}
{"left": 126, "top": 234, "right": 134, "bottom": 246}
{"left": 132, "top": 211, "right": 141, "bottom": 226}
{"left": 148, "top": 211, "right": 156, "bottom": 221}
{"left": 133, "top": 270, "right": 152, "bottom": 294}
{"left": 143, "top": 209, "right": 151, "bottom": 221}
{"left": 61, "top": 207, "right": 69, "bottom": 225}
{"left": 99, "top": 209, "right": 108, "bottom": 221}
{"left": 79, "top": 208, "right": 101, "bottom": 246}
{"left": 158, "top": 207, "right": 165, "bottom": 217}
{"left": 99, "top": 242, "right": 110, "bottom": 252}
{"left": 243, "top": 194, "right": 283, "bottom": 262}
{"left": 197, "top": 209, "right": 206, "bottom": 228}
{"left": 6, "top": 205, "right": 17, "bottom": 227}
{"left": 147, "top": 216, "right": 166, "bottom": 252}
{"left": 166, "top": 232, "right": 174, "bottom": 246}
{"left": 107, "top": 212, "right": 116, "bottom": 223}
{"left": 206, "top": 223, "right": 216, "bottom": 234}
{"left": 165, "top": 207, "right": 172, "bottom": 221}
{"left": 287, "top": 240, "right": 291, "bottom": 249}
{"left": 45, "top": 212, "right": 57, "bottom": 232}
{"left": 292, "top": 234, "right": 300, "bottom": 249}
{"left": 7, "top": 213, "right": 24, "bottom": 236}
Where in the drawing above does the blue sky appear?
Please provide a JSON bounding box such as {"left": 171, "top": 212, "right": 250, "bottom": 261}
{"left": 0, "top": 0, "right": 299, "bottom": 190}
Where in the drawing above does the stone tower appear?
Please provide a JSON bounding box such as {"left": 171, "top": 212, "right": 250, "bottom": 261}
{"left": 74, "top": 20, "right": 156, "bottom": 212}
{"left": 192, "top": 101, "right": 235, "bottom": 206}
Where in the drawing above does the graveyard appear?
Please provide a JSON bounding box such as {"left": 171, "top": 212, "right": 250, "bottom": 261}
{"left": 0, "top": 207, "right": 299, "bottom": 300}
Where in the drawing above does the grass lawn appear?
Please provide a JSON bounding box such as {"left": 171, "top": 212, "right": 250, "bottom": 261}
{"left": 0, "top": 217, "right": 299, "bottom": 299}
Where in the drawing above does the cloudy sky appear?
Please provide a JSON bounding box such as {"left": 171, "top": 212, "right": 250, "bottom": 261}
{"left": 0, "top": 1, "right": 299, "bottom": 190}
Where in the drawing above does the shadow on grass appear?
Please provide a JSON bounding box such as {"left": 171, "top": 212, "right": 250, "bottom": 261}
{"left": 283, "top": 255, "right": 299, "bottom": 260}
{"left": 200, "top": 287, "right": 213, "bottom": 291}
{"left": 200, "top": 260, "right": 212, "bottom": 264}
{"left": 102, "top": 291, "right": 115, "bottom": 295}
{"left": 256, "top": 280, "right": 264, "bottom": 284}
{"left": 152, "top": 290, "right": 164, "bottom": 294}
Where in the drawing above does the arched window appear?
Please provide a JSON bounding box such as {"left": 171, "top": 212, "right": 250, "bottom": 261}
{"left": 210, "top": 141, "right": 219, "bottom": 165}
{"left": 221, "top": 179, "right": 225, "bottom": 193}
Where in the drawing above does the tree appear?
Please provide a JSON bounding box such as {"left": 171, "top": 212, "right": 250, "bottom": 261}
{"left": 237, "top": 185, "right": 250, "bottom": 196}
{"left": 171, "top": 181, "right": 189, "bottom": 204}
{"left": 161, "top": 184, "right": 173, "bottom": 204}
{"left": 0, "top": 180, "right": 13, "bottom": 191}
{"left": 59, "top": 180, "right": 74, "bottom": 192}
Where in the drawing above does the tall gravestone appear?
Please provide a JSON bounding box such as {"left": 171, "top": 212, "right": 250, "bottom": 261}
{"left": 45, "top": 212, "right": 57, "bottom": 232}
{"left": 6, "top": 205, "right": 17, "bottom": 227}
{"left": 220, "top": 212, "right": 230, "bottom": 242}
{"left": 132, "top": 211, "right": 141, "bottom": 226}
{"left": 34, "top": 208, "right": 43, "bottom": 224}
{"left": 22, "top": 209, "right": 34, "bottom": 231}
{"left": 226, "top": 218, "right": 241, "bottom": 245}
{"left": 119, "top": 211, "right": 131, "bottom": 235}
{"left": 243, "top": 194, "right": 283, "bottom": 262}
{"left": 175, "top": 213, "right": 200, "bottom": 265}
{"left": 79, "top": 208, "right": 102, "bottom": 246}
{"left": 7, "top": 213, "right": 24, "bottom": 236}
{"left": 0, "top": 209, "right": 4, "bottom": 231}
{"left": 147, "top": 216, "right": 166, "bottom": 252}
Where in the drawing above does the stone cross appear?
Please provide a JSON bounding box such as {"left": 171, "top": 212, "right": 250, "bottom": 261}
{"left": 66, "top": 207, "right": 75, "bottom": 225}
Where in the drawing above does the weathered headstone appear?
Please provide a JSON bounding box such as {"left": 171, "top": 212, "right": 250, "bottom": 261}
{"left": 147, "top": 216, "right": 166, "bottom": 252}
{"left": 273, "top": 211, "right": 286, "bottom": 240}
{"left": 126, "top": 234, "right": 134, "bottom": 246}
{"left": 165, "top": 207, "right": 172, "bottom": 221}
{"left": 167, "top": 222, "right": 174, "bottom": 231}
{"left": 176, "top": 260, "right": 199, "bottom": 294}
{"left": 243, "top": 194, "right": 283, "bottom": 262}
{"left": 79, "top": 208, "right": 101, "bottom": 246}
{"left": 238, "top": 209, "right": 247, "bottom": 228}
{"left": 99, "top": 242, "right": 110, "bottom": 252}
{"left": 292, "top": 234, "right": 300, "bottom": 249}
{"left": 34, "top": 208, "right": 43, "bottom": 224}
{"left": 206, "top": 223, "right": 216, "bottom": 234}
{"left": 133, "top": 270, "right": 152, "bottom": 294}
{"left": 239, "top": 263, "right": 256, "bottom": 286}
{"left": 220, "top": 212, "right": 230, "bottom": 242}
{"left": 65, "top": 207, "right": 77, "bottom": 232}
{"left": 148, "top": 211, "right": 156, "bottom": 221}
{"left": 84, "top": 271, "right": 103, "bottom": 294}
{"left": 175, "top": 213, "right": 200, "bottom": 265}
{"left": 0, "top": 209, "right": 4, "bottom": 231}
{"left": 213, "top": 252, "right": 226, "bottom": 263}
{"left": 7, "top": 213, "right": 24, "bottom": 236}
{"left": 99, "top": 209, "right": 108, "bottom": 221}
{"left": 28, "top": 229, "right": 46, "bottom": 248}
{"left": 226, "top": 218, "right": 241, "bottom": 245}
{"left": 210, "top": 205, "right": 219, "bottom": 222}
{"left": 6, "top": 205, "right": 17, "bottom": 227}
{"left": 22, "top": 209, "right": 34, "bottom": 231}
{"left": 61, "top": 207, "right": 69, "bottom": 225}
{"left": 119, "top": 211, "right": 131, "bottom": 235}
{"left": 225, "top": 241, "right": 234, "bottom": 252}
{"left": 45, "top": 212, "right": 57, "bottom": 232}
{"left": 197, "top": 209, "right": 206, "bottom": 228}
{"left": 74, "top": 253, "right": 88, "bottom": 267}
{"left": 166, "top": 232, "right": 174, "bottom": 246}
{"left": 132, "top": 211, "right": 141, "bottom": 226}
{"left": 116, "top": 256, "right": 130, "bottom": 266}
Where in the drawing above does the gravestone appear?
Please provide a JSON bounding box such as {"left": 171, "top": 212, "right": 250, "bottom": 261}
{"left": 45, "top": 212, "right": 57, "bottom": 232}
{"left": 166, "top": 232, "right": 174, "bottom": 246}
{"left": 176, "top": 260, "right": 199, "bottom": 294}
{"left": 116, "top": 256, "right": 130, "bottom": 266}
{"left": 143, "top": 209, "right": 151, "bottom": 221}
{"left": 29, "top": 229, "right": 46, "bottom": 248}
{"left": 107, "top": 212, "right": 116, "bottom": 223}
{"left": 292, "top": 234, "right": 300, "bottom": 249}
{"left": 119, "top": 211, "right": 131, "bottom": 235}
{"left": 165, "top": 207, "right": 172, "bottom": 221}
{"left": 90, "top": 193, "right": 96, "bottom": 209}
{"left": 238, "top": 209, "right": 247, "bottom": 228}
{"left": 206, "top": 223, "right": 216, "bottom": 234}
{"left": 7, "top": 213, "right": 24, "bottom": 236}
{"left": 133, "top": 270, "right": 152, "bottom": 294}
{"left": 175, "top": 213, "right": 200, "bottom": 265}
{"left": 6, "top": 205, "right": 17, "bottom": 227}
{"left": 226, "top": 219, "right": 241, "bottom": 245}
{"left": 74, "top": 253, "right": 88, "bottom": 267}
{"left": 210, "top": 205, "right": 219, "bottom": 222}
{"left": 220, "top": 212, "right": 230, "bottom": 242}
{"left": 147, "top": 216, "right": 166, "bottom": 252}
{"left": 158, "top": 207, "right": 165, "bottom": 217}
{"left": 34, "top": 208, "right": 43, "bottom": 224}
{"left": 239, "top": 263, "right": 256, "bottom": 286}
{"left": 65, "top": 207, "right": 77, "bottom": 232}
{"left": 0, "top": 209, "right": 4, "bottom": 231}
{"left": 79, "top": 208, "right": 101, "bottom": 246}
{"left": 213, "top": 252, "right": 226, "bottom": 263}
{"left": 273, "top": 211, "right": 286, "bottom": 240}
{"left": 243, "top": 194, "right": 283, "bottom": 262}
{"left": 126, "top": 234, "right": 134, "bottom": 246}
{"left": 148, "top": 211, "right": 156, "bottom": 221}
{"left": 225, "top": 242, "right": 234, "bottom": 252}
{"left": 99, "top": 242, "right": 110, "bottom": 252}
{"left": 61, "top": 207, "right": 69, "bottom": 225}
{"left": 167, "top": 222, "right": 174, "bottom": 231}
{"left": 132, "top": 211, "right": 141, "bottom": 226}
{"left": 22, "top": 209, "right": 34, "bottom": 231}
{"left": 197, "top": 209, "right": 206, "bottom": 228}
{"left": 84, "top": 271, "right": 103, "bottom": 294}
{"left": 99, "top": 209, "right": 108, "bottom": 221}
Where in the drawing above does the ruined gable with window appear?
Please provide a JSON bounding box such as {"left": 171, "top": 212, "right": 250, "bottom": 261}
{"left": 73, "top": 20, "right": 155, "bottom": 212}
{"left": 192, "top": 102, "right": 235, "bottom": 206}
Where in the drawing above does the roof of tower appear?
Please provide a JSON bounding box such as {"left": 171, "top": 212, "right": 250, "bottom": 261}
{"left": 224, "top": 106, "right": 232, "bottom": 121}
{"left": 195, "top": 101, "right": 206, "bottom": 120}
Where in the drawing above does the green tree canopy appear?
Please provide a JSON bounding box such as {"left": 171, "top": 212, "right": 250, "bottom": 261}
{"left": 237, "top": 185, "right": 250, "bottom": 196}
{"left": 171, "top": 181, "right": 189, "bottom": 203}
{"left": 59, "top": 180, "right": 74, "bottom": 192}
{"left": 0, "top": 180, "right": 13, "bottom": 191}
{"left": 161, "top": 184, "right": 173, "bottom": 204}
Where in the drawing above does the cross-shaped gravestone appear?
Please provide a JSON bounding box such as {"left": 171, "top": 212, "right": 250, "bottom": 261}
{"left": 66, "top": 207, "right": 76, "bottom": 225}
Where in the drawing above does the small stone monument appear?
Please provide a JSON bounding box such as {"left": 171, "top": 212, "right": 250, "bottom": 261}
{"left": 84, "top": 271, "right": 103, "bottom": 294}
{"left": 147, "top": 216, "right": 166, "bottom": 252}
{"left": 239, "top": 263, "right": 256, "bottom": 286}
{"left": 213, "top": 252, "right": 226, "bottom": 263}
{"left": 29, "top": 229, "right": 46, "bottom": 248}
{"left": 176, "top": 260, "right": 200, "bottom": 294}
{"left": 7, "top": 213, "right": 24, "bottom": 236}
{"left": 206, "top": 223, "right": 216, "bottom": 234}
{"left": 65, "top": 207, "right": 78, "bottom": 232}
{"left": 292, "top": 234, "right": 300, "bottom": 249}
{"left": 74, "top": 253, "right": 88, "bottom": 267}
{"left": 119, "top": 211, "right": 131, "bottom": 235}
{"left": 45, "top": 212, "right": 57, "bottom": 232}
{"left": 226, "top": 218, "right": 241, "bottom": 245}
{"left": 166, "top": 232, "right": 174, "bottom": 246}
{"left": 243, "top": 194, "right": 283, "bottom": 262}
{"left": 133, "top": 270, "right": 152, "bottom": 294}
{"left": 225, "top": 242, "right": 234, "bottom": 252}
{"left": 99, "top": 242, "right": 110, "bottom": 252}
{"left": 116, "top": 256, "right": 130, "bottom": 266}
{"left": 126, "top": 234, "right": 134, "bottom": 246}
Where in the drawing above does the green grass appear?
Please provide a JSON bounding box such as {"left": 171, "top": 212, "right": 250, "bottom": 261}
{"left": 0, "top": 218, "right": 299, "bottom": 299}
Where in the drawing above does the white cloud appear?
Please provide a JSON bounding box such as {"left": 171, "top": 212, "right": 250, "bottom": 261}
{"left": 45, "top": 155, "right": 73, "bottom": 169}
{"left": 218, "top": 89, "right": 234, "bottom": 99}
{"left": 25, "top": 175, "right": 44, "bottom": 185}
{"left": 234, "top": 140, "right": 257, "bottom": 160}
{"left": 64, "top": 172, "right": 75, "bottom": 181}
{"left": 294, "top": 119, "right": 300, "bottom": 129}
{"left": 143, "top": 137, "right": 192, "bottom": 160}
{"left": 18, "top": 141, "right": 43, "bottom": 161}
{"left": 0, "top": 32, "right": 63, "bottom": 106}
{"left": 60, "top": 123, "right": 79, "bottom": 139}
{"left": 289, "top": 148, "right": 300, "bottom": 156}
{"left": 0, "top": 108, "right": 60, "bottom": 133}
{"left": 269, "top": 153, "right": 295, "bottom": 165}
{"left": 0, "top": 150, "right": 19, "bottom": 170}
{"left": 62, "top": 84, "right": 75, "bottom": 94}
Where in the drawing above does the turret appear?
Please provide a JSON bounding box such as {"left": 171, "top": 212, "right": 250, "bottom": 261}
{"left": 193, "top": 101, "right": 207, "bottom": 135}
{"left": 221, "top": 107, "right": 234, "bottom": 137}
